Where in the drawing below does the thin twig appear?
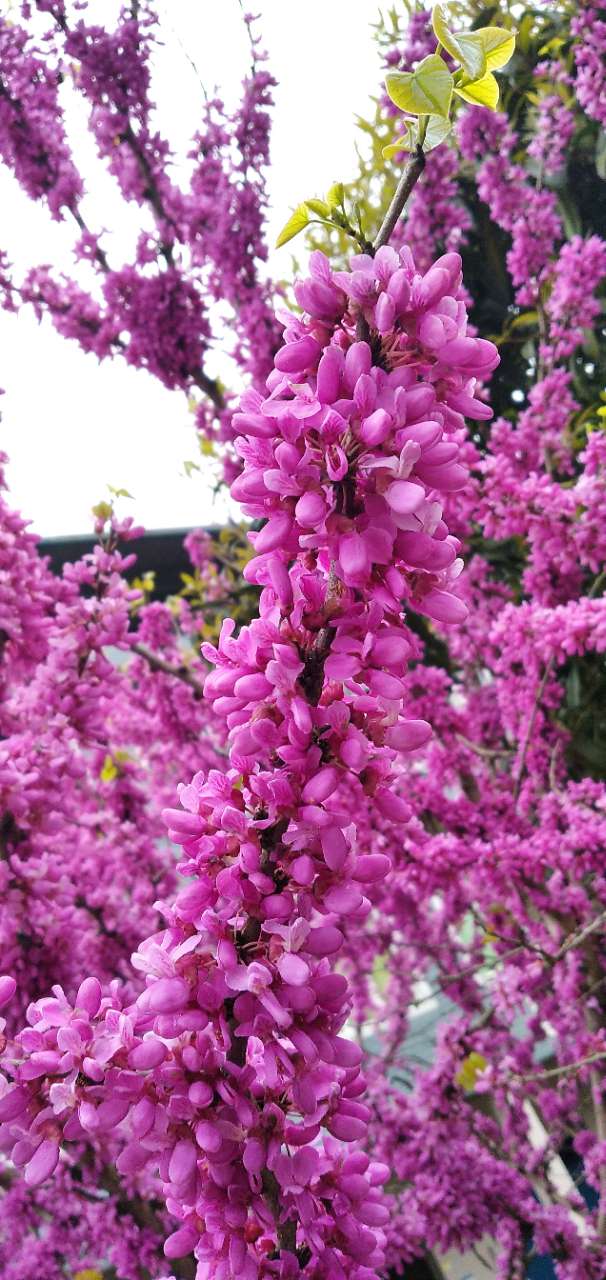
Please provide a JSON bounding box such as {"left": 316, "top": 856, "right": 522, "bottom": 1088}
{"left": 130, "top": 641, "right": 204, "bottom": 698}
{"left": 553, "top": 909, "right": 606, "bottom": 962}
{"left": 513, "top": 657, "right": 554, "bottom": 806}
{"left": 512, "top": 1051, "right": 606, "bottom": 1084}
{"left": 456, "top": 732, "right": 513, "bottom": 760}
{"left": 373, "top": 144, "right": 426, "bottom": 250}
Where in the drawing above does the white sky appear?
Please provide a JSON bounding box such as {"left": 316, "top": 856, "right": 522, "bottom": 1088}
{"left": 0, "top": 0, "right": 383, "bottom": 535}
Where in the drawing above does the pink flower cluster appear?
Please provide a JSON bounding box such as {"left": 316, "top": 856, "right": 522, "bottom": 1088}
{"left": 0, "top": 17, "right": 82, "bottom": 216}
{"left": 0, "top": 242, "right": 496, "bottom": 1275}
{"left": 0, "top": 4, "right": 605, "bottom": 1278}
{"left": 0, "top": 1, "right": 280, "bottom": 450}
{"left": 572, "top": 3, "right": 606, "bottom": 128}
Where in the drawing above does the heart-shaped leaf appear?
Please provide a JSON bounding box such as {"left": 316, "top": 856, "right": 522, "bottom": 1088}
{"left": 422, "top": 116, "right": 453, "bottom": 151}
{"left": 275, "top": 203, "right": 310, "bottom": 248}
{"left": 432, "top": 4, "right": 487, "bottom": 80}
{"left": 454, "top": 70, "right": 500, "bottom": 109}
{"left": 477, "top": 25, "right": 516, "bottom": 71}
{"left": 385, "top": 53, "right": 454, "bottom": 118}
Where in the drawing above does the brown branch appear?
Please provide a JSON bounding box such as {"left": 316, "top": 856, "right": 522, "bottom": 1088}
{"left": 513, "top": 657, "right": 554, "bottom": 806}
{"left": 373, "top": 144, "right": 426, "bottom": 251}
{"left": 262, "top": 1169, "right": 298, "bottom": 1257}
{"left": 553, "top": 910, "right": 606, "bottom": 962}
{"left": 511, "top": 1052, "right": 606, "bottom": 1085}
{"left": 456, "top": 732, "right": 513, "bottom": 760}
{"left": 130, "top": 641, "right": 204, "bottom": 698}
{"left": 99, "top": 1166, "right": 196, "bottom": 1279}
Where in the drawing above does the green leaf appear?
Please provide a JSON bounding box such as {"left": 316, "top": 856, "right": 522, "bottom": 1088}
{"left": 422, "top": 115, "right": 452, "bottom": 151}
{"left": 384, "top": 115, "right": 452, "bottom": 160}
{"left": 509, "top": 309, "right": 539, "bottom": 330}
{"left": 432, "top": 4, "right": 487, "bottom": 80}
{"left": 372, "top": 952, "right": 389, "bottom": 995}
{"left": 385, "top": 53, "right": 454, "bottom": 118}
{"left": 538, "top": 35, "right": 566, "bottom": 57}
{"left": 516, "top": 12, "right": 534, "bottom": 56}
{"left": 100, "top": 754, "right": 118, "bottom": 783}
{"left": 305, "top": 198, "right": 331, "bottom": 217}
{"left": 91, "top": 500, "right": 113, "bottom": 521}
{"left": 455, "top": 1052, "right": 488, "bottom": 1092}
{"left": 275, "top": 202, "right": 310, "bottom": 249}
{"left": 107, "top": 485, "right": 133, "bottom": 500}
{"left": 454, "top": 70, "right": 500, "bottom": 109}
{"left": 476, "top": 25, "right": 516, "bottom": 71}
{"left": 382, "top": 121, "right": 416, "bottom": 160}
{"left": 326, "top": 182, "right": 345, "bottom": 209}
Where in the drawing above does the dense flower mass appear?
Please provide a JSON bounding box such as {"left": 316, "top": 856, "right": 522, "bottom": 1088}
{"left": 0, "top": 239, "right": 495, "bottom": 1276}
{"left": 0, "top": 0, "right": 280, "bottom": 447}
{"left": 0, "top": 3, "right": 606, "bottom": 1279}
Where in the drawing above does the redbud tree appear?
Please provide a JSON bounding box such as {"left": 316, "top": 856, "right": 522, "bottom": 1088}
{"left": 0, "top": 4, "right": 605, "bottom": 1280}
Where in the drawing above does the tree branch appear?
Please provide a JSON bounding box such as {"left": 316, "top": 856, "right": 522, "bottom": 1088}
{"left": 513, "top": 657, "right": 555, "bottom": 806}
{"left": 130, "top": 641, "right": 204, "bottom": 698}
{"left": 373, "top": 144, "right": 426, "bottom": 251}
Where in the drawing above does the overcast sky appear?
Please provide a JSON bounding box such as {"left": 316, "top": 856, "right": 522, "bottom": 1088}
{"left": 0, "top": 0, "right": 383, "bottom": 536}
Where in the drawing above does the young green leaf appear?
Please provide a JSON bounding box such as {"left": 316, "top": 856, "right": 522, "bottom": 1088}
{"left": 455, "top": 1052, "right": 488, "bottom": 1092}
{"left": 91, "top": 500, "right": 113, "bottom": 521}
{"left": 304, "top": 198, "right": 331, "bottom": 217}
{"left": 385, "top": 53, "right": 454, "bottom": 118}
{"left": 432, "top": 4, "right": 487, "bottom": 80}
{"left": 275, "top": 202, "right": 310, "bottom": 249}
{"left": 454, "top": 70, "right": 500, "bottom": 109}
{"left": 476, "top": 25, "right": 516, "bottom": 71}
{"left": 108, "top": 485, "right": 134, "bottom": 499}
{"left": 422, "top": 115, "right": 452, "bottom": 151}
{"left": 382, "top": 121, "right": 416, "bottom": 160}
{"left": 326, "top": 182, "right": 345, "bottom": 209}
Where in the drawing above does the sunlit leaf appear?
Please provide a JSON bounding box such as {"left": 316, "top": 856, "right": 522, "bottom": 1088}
{"left": 385, "top": 53, "right": 454, "bottom": 118}
{"left": 132, "top": 571, "right": 155, "bottom": 594}
{"left": 538, "top": 35, "right": 565, "bottom": 57}
{"left": 275, "top": 202, "right": 310, "bottom": 248}
{"left": 454, "top": 70, "right": 500, "bottom": 109}
{"left": 422, "top": 115, "right": 452, "bottom": 151}
{"left": 509, "top": 310, "right": 539, "bottom": 330}
{"left": 477, "top": 25, "right": 516, "bottom": 71}
{"left": 304, "top": 197, "right": 331, "bottom": 217}
{"left": 100, "top": 754, "right": 118, "bottom": 783}
{"left": 372, "top": 952, "right": 390, "bottom": 994}
{"left": 382, "top": 121, "right": 416, "bottom": 160}
{"left": 91, "top": 500, "right": 113, "bottom": 521}
{"left": 455, "top": 1052, "right": 488, "bottom": 1092}
{"left": 326, "top": 182, "right": 345, "bottom": 209}
{"left": 108, "top": 484, "right": 133, "bottom": 499}
{"left": 384, "top": 115, "right": 452, "bottom": 159}
{"left": 432, "top": 4, "right": 487, "bottom": 80}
